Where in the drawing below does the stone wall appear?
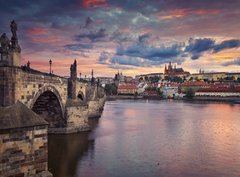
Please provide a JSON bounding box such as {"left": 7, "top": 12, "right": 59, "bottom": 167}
{"left": 0, "top": 126, "right": 52, "bottom": 177}
{"left": 0, "top": 102, "right": 52, "bottom": 177}
{"left": 88, "top": 96, "right": 106, "bottom": 118}
{"left": 0, "top": 66, "right": 21, "bottom": 106}
{"left": 48, "top": 100, "right": 90, "bottom": 134}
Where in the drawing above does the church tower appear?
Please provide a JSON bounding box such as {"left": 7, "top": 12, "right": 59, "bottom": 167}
{"left": 164, "top": 64, "right": 167, "bottom": 74}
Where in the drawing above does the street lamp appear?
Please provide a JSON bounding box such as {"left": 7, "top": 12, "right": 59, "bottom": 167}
{"left": 80, "top": 72, "right": 81, "bottom": 80}
{"left": 49, "top": 59, "right": 52, "bottom": 75}
{"left": 27, "top": 61, "right": 30, "bottom": 68}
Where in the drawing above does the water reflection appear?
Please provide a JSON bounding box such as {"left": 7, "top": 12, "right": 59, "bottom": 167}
{"left": 49, "top": 100, "right": 240, "bottom": 177}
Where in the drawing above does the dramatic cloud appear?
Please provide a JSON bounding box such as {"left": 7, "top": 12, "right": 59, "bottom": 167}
{"left": 98, "top": 37, "right": 240, "bottom": 68}
{"left": 185, "top": 38, "right": 215, "bottom": 59}
{"left": 213, "top": 40, "right": 240, "bottom": 53}
{"left": 0, "top": 0, "right": 240, "bottom": 75}
{"left": 222, "top": 58, "right": 240, "bottom": 66}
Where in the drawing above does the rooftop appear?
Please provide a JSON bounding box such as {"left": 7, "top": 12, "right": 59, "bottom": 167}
{"left": 118, "top": 85, "right": 138, "bottom": 89}
{"left": 0, "top": 101, "right": 48, "bottom": 131}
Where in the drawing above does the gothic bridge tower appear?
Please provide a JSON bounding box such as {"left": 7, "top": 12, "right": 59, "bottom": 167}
{"left": 0, "top": 20, "right": 22, "bottom": 106}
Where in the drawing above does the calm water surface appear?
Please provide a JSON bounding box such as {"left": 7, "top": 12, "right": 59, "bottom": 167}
{"left": 49, "top": 100, "right": 240, "bottom": 177}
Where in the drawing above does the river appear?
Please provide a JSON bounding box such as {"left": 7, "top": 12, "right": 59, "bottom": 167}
{"left": 48, "top": 100, "right": 240, "bottom": 177}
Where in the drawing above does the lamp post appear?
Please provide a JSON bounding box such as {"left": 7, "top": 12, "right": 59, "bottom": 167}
{"left": 49, "top": 59, "right": 52, "bottom": 75}
{"left": 80, "top": 72, "right": 81, "bottom": 80}
{"left": 27, "top": 61, "right": 30, "bottom": 68}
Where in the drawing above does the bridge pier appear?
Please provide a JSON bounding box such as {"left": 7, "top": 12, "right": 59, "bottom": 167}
{"left": 88, "top": 96, "right": 106, "bottom": 118}
{"left": 49, "top": 101, "right": 90, "bottom": 134}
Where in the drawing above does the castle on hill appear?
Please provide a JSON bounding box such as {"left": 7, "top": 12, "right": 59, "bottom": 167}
{"left": 164, "top": 62, "right": 190, "bottom": 76}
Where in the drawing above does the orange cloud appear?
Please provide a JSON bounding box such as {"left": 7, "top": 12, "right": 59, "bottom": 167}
{"left": 82, "top": 0, "right": 108, "bottom": 8}
{"left": 159, "top": 8, "right": 220, "bottom": 20}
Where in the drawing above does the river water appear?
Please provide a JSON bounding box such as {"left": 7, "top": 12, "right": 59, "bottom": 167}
{"left": 48, "top": 100, "right": 240, "bottom": 177}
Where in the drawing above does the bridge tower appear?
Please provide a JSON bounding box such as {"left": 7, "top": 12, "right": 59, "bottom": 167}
{"left": 0, "top": 20, "right": 21, "bottom": 106}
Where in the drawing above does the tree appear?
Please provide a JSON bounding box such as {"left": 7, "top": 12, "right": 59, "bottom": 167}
{"left": 185, "top": 87, "right": 195, "bottom": 99}
{"left": 156, "top": 88, "right": 163, "bottom": 96}
{"left": 150, "top": 76, "right": 160, "bottom": 83}
{"left": 105, "top": 84, "right": 117, "bottom": 95}
{"left": 144, "top": 76, "right": 149, "bottom": 81}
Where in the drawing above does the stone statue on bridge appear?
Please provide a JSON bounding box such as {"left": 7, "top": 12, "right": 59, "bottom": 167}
{"left": 10, "top": 20, "right": 18, "bottom": 39}
{"left": 10, "top": 20, "right": 21, "bottom": 53}
{"left": 0, "top": 33, "right": 10, "bottom": 53}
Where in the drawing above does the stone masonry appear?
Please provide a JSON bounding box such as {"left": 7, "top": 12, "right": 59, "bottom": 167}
{"left": 0, "top": 102, "right": 52, "bottom": 177}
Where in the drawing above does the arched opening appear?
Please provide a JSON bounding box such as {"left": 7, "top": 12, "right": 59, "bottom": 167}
{"left": 77, "top": 91, "right": 85, "bottom": 103}
{"left": 32, "top": 91, "right": 64, "bottom": 128}
{"left": 77, "top": 93, "right": 84, "bottom": 101}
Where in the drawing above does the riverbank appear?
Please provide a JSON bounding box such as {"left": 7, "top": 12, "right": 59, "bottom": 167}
{"left": 107, "top": 95, "right": 240, "bottom": 104}
{"left": 192, "top": 96, "right": 240, "bottom": 103}
{"left": 107, "top": 95, "right": 162, "bottom": 100}
{"left": 107, "top": 95, "right": 143, "bottom": 100}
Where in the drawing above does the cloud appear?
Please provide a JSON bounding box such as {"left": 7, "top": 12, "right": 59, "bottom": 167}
{"left": 213, "top": 40, "right": 240, "bottom": 53}
{"left": 75, "top": 28, "right": 108, "bottom": 42}
{"left": 184, "top": 38, "right": 240, "bottom": 59}
{"left": 64, "top": 43, "right": 93, "bottom": 51}
{"left": 185, "top": 38, "right": 215, "bottom": 59}
{"left": 82, "top": 0, "right": 108, "bottom": 9}
{"left": 82, "top": 17, "right": 94, "bottom": 28}
{"left": 138, "top": 33, "right": 150, "bottom": 43}
{"left": 222, "top": 58, "right": 240, "bottom": 66}
{"left": 116, "top": 42, "right": 183, "bottom": 62}
{"left": 98, "top": 36, "right": 240, "bottom": 69}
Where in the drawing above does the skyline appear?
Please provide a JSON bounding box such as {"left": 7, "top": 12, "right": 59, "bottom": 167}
{"left": 0, "top": 0, "right": 240, "bottom": 76}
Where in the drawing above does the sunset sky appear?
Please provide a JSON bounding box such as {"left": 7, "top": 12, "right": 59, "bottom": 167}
{"left": 0, "top": 0, "right": 239, "bottom": 77}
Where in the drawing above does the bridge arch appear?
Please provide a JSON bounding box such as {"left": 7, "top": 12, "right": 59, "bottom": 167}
{"left": 30, "top": 85, "right": 65, "bottom": 128}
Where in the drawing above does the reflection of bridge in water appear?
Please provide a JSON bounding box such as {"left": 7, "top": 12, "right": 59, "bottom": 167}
{"left": 48, "top": 118, "right": 99, "bottom": 177}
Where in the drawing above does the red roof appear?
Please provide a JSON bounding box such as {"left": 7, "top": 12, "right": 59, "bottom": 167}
{"left": 118, "top": 85, "right": 137, "bottom": 89}
{"left": 181, "top": 81, "right": 209, "bottom": 86}
{"left": 197, "top": 87, "right": 240, "bottom": 93}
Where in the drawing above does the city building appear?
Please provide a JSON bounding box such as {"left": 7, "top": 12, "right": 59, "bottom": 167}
{"left": 96, "top": 77, "right": 114, "bottom": 87}
{"left": 117, "top": 85, "right": 138, "bottom": 95}
{"left": 180, "top": 81, "right": 210, "bottom": 92}
{"left": 187, "top": 71, "right": 240, "bottom": 82}
{"left": 195, "top": 86, "right": 240, "bottom": 97}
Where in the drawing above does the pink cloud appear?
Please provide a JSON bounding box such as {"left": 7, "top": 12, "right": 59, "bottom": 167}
{"left": 82, "top": 0, "right": 109, "bottom": 8}
{"left": 159, "top": 8, "right": 220, "bottom": 19}
{"left": 28, "top": 27, "right": 48, "bottom": 35}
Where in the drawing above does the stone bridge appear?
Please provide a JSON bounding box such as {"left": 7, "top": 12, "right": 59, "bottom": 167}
{"left": 0, "top": 22, "right": 106, "bottom": 134}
